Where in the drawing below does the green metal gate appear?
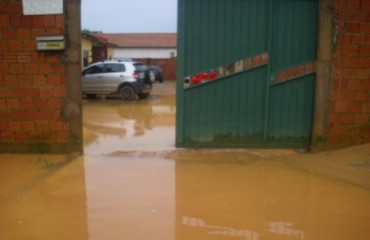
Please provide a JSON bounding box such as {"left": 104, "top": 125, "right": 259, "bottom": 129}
{"left": 176, "top": 0, "right": 318, "bottom": 149}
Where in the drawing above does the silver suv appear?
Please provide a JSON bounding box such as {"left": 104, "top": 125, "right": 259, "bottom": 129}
{"left": 81, "top": 61, "right": 152, "bottom": 100}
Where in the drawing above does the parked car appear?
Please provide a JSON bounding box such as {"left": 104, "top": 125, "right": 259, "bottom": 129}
{"left": 145, "top": 65, "right": 163, "bottom": 83}
{"left": 81, "top": 60, "right": 152, "bottom": 100}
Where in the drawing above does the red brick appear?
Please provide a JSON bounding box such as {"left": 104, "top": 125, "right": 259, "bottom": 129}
{"left": 21, "top": 16, "right": 33, "bottom": 28}
{"left": 0, "top": 122, "right": 8, "bottom": 131}
{"left": 348, "top": 102, "right": 362, "bottom": 112}
{"left": 40, "top": 87, "right": 53, "bottom": 98}
{"left": 362, "top": 102, "right": 370, "bottom": 112}
{"left": 31, "top": 28, "right": 46, "bottom": 38}
{"left": 10, "top": 63, "right": 24, "bottom": 73}
{"left": 33, "top": 75, "right": 47, "bottom": 85}
{"left": 334, "top": 101, "right": 349, "bottom": 112}
{"left": 343, "top": 68, "right": 358, "bottom": 78}
{"left": 39, "top": 109, "right": 55, "bottom": 120}
{"left": 52, "top": 63, "right": 65, "bottom": 73}
{"left": 4, "top": 53, "right": 16, "bottom": 62}
{"left": 46, "top": 27, "right": 64, "bottom": 35}
{"left": 347, "top": 79, "right": 362, "bottom": 89}
{"left": 351, "top": 34, "right": 366, "bottom": 44}
{"left": 17, "top": 29, "right": 31, "bottom": 39}
{"left": 32, "top": 16, "right": 44, "bottom": 28}
{"left": 9, "top": 14, "right": 22, "bottom": 27}
{"left": 55, "top": 15, "right": 64, "bottom": 27}
{"left": 49, "top": 99, "right": 62, "bottom": 108}
{"left": 360, "top": 46, "right": 370, "bottom": 56}
{"left": 347, "top": 22, "right": 361, "bottom": 33}
{"left": 360, "top": 23, "right": 370, "bottom": 33}
{"left": 6, "top": 99, "right": 20, "bottom": 109}
{"left": 24, "top": 110, "right": 38, "bottom": 120}
{"left": 344, "top": 46, "right": 360, "bottom": 56}
{"left": 0, "top": 2, "right": 22, "bottom": 13}
{"left": 0, "top": 99, "right": 5, "bottom": 109}
{"left": 4, "top": 75, "right": 18, "bottom": 86}
{"left": 44, "top": 16, "right": 55, "bottom": 27}
{"left": 1, "top": 132, "right": 14, "bottom": 142}
{"left": 355, "top": 114, "right": 368, "bottom": 124}
{"left": 48, "top": 75, "right": 63, "bottom": 85}
{"left": 50, "top": 121, "right": 64, "bottom": 131}
{"left": 20, "top": 99, "right": 34, "bottom": 109}
{"left": 362, "top": 0, "right": 370, "bottom": 9}
{"left": 19, "top": 75, "right": 33, "bottom": 86}
{"left": 15, "top": 132, "right": 28, "bottom": 142}
{"left": 0, "top": 64, "right": 10, "bottom": 74}
{"left": 25, "top": 88, "right": 40, "bottom": 98}
{"left": 22, "top": 121, "right": 35, "bottom": 131}
{"left": 1, "top": 28, "right": 17, "bottom": 40}
{"left": 34, "top": 99, "right": 49, "bottom": 109}
{"left": 357, "top": 69, "right": 370, "bottom": 79}
{"left": 8, "top": 40, "right": 23, "bottom": 51}
{"left": 355, "top": 92, "right": 369, "bottom": 101}
{"left": 0, "top": 14, "right": 10, "bottom": 27}
{"left": 36, "top": 122, "right": 50, "bottom": 131}
{"left": 24, "top": 63, "right": 38, "bottom": 73}
{"left": 17, "top": 52, "right": 31, "bottom": 63}
{"left": 11, "top": 88, "right": 27, "bottom": 97}
{"left": 0, "top": 41, "right": 9, "bottom": 51}
{"left": 329, "top": 124, "right": 346, "bottom": 134}
{"left": 39, "top": 63, "right": 53, "bottom": 73}
{"left": 54, "top": 86, "right": 67, "bottom": 97}
{"left": 341, "top": 114, "right": 354, "bottom": 124}
{"left": 351, "top": 58, "right": 370, "bottom": 68}
{"left": 9, "top": 121, "right": 21, "bottom": 131}
{"left": 23, "top": 40, "right": 36, "bottom": 51}
{"left": 347, "top": 0, "right": 361, "bottom": 9}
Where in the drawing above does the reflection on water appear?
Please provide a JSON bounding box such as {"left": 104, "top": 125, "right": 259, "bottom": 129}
{"left": 83, "top": 96, "right": 176, "bottom": 154}
{"left": 1, "top": 93, "right": 370, "bottom": 240}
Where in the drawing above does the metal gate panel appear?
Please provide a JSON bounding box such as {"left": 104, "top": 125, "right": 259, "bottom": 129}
{"left": 183, "top": 0, "right": 269, "bottom": 76}
{"left": 176, "top": 0, "right": 318, "bottom": 149}
{"left": 183, "top": 67, "right": 267, "bottom": 147}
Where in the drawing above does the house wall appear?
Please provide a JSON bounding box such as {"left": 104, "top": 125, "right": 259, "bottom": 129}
{"left": 113, "top": 48, "right": 177, "bottom": 59}
{"left": 81, "top": 37, "right": 93, "bottom": 67}
{"left": 326, "top": 0, "right": 370, "bottom": 146}
{"left": 0, "top": 0, "right": 82, "bottom": 153}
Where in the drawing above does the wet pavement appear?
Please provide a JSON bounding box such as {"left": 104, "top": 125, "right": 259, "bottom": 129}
{"left": 1, "top": 82, "right": 370, "bottom": 240}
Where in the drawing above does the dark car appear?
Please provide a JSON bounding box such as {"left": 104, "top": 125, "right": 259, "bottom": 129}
{"left": 145, "top": 65, "right": 163, "bottom": 83}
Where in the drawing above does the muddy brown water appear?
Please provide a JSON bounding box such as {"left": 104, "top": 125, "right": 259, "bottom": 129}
{"left": 1, "top": 83, "right": 370, "bottom": 240}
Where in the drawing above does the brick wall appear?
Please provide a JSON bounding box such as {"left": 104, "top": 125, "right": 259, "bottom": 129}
{"left": 0, "top": 0, "right": 82, "bottom": 153}
{"left": 136, "top": 57, "right": 177, "bottom": 81}
{"left": 327, "top": 0, "right": 370, "bottom": 146}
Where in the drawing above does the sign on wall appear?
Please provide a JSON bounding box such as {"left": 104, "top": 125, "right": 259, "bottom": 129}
{"left": 23, "top": 0, "right": 63, "bottom": 15}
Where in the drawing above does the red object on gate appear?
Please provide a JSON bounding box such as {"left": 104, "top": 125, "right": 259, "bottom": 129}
{"left": 192, "top": 74, "right": 201, "bottom": 85}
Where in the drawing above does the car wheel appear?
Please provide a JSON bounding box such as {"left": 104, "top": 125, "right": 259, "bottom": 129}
{"left": 86, "top": 93, "right": 97, "bottom": 99}
{"left": 120, "top": 85, "right": 135, "bottom": 101}
{"left": 138, "top": 93, "right": 150, "bottom": 99}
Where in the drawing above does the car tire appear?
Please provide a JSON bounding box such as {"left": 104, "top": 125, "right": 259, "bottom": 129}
{"left": 138, "top": 93, "right": 150, "bottom": 99}
{"left": 120, "top": 85, "right": 136, "bottom": 101}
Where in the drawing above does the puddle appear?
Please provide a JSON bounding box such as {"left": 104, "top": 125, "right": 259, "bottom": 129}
{"left": 1, "top": 88, "right": 370, "bottom": 240}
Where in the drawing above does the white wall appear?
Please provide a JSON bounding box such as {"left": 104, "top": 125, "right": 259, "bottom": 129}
{"left": 113, "top": 48, "right": 177, "bottom": 59}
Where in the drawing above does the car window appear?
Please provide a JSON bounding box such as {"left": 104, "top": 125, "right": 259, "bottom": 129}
{"left": 83, "top": 64, "right": 104, "bottom": 75}
{"left": 105, "top": 63, "right": 125, "bottom": 73}
{"left": 133, "top": 63, "right": 146, "bottom": 71}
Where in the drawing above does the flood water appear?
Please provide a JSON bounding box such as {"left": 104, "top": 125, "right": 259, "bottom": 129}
{"left": 1, "top": 83, "right": 370, "bottom": 240}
